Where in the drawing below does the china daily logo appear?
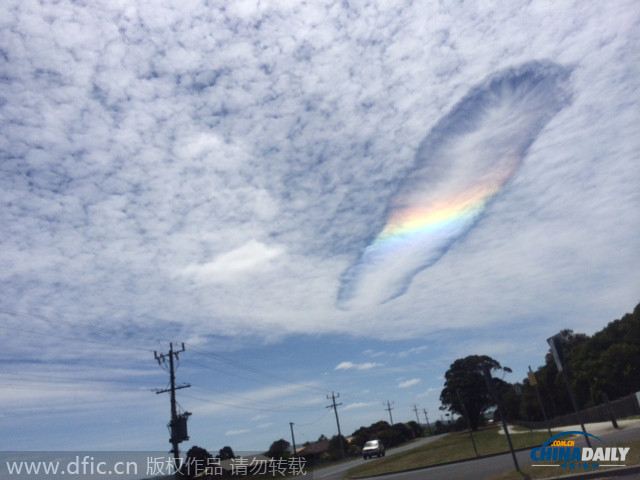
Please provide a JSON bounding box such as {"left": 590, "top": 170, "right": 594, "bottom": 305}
{"left": 530, "top": 431, "right": 629, "bottom": 471}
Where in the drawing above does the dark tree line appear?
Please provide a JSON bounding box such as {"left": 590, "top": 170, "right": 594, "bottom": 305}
{"left": 501, "top": 303, "right": 640, "bottom": 422}
{"left": 440, "top": 303, "right": 640, "bottom": 429}
{"left": 351, "top": 420, "right": 424, "bottom": 451}
{"left": 180, "top": 445, "right": 235, "bottom": 479}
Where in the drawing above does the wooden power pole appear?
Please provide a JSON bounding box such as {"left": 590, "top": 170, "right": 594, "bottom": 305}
{"left": 154, "top": 342, "right": 191, "bottom": 472}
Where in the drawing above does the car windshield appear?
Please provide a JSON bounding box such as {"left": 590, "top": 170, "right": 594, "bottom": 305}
{"left": 364, "top": 441, "right": 378, "bottom": 447}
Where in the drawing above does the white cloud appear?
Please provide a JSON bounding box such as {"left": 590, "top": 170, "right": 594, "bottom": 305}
{"left": 398, "top": 378, "right": 421, "bottom": 389}
{"left": 418, "top": 387, "right": 440, "bottom": 398}
{"left": 226, "top": 429, "right": 251, "bottom": 437}
{"left": 343, "top": 402, "right": 378, "bottom": 411}
{"left": 335, "top": 361, "right": 382, "bottom": 371}
{"left": 397, "top": 345, "right": 429, "bottom": 358}
{"left": 182, "top": 240, "right": 285, "bottom": 284}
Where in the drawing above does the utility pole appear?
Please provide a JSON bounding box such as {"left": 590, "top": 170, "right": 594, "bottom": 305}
{"left": 384, "top": 400, "right": 394, "bottom": 425}
{"left": 412, "top": 404, "right": 421, "bottom": 425}
{"left": 326, "top": 392, "right": 345, "bottom": 459}
{"left": 422, "top": 408, "right": 432, "bottom": 433}
{"left": 154, "top": 342, "right": 191, "bottom": 472}
{"left": 290, "top": 422, "right": 297, "bottom": 457}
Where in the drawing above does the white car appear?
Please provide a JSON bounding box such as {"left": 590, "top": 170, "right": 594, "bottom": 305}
{"left": 362, "top": 439, "right": 385, "bottom": 459}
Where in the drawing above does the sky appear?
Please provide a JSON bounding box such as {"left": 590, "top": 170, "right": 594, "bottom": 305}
{"left": 1, "top": 0, "right": 639, "bottom": 456}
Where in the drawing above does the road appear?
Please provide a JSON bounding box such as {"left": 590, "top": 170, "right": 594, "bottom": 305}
{"left": 321, "top": 420, "right": 640, "bottom": 480}
{"left": 308, "top": 434, "right": 446, "bottom": 480}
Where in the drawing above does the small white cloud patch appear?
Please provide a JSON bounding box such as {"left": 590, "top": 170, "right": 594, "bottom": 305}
{"left": 335, "top": 361, "right": 382, "bottom": 371}
{"left": 398, "top": 378, "right": 421, "bottom": 388}
{"left": 183, "top": 240, "right": 284, "bottom": 283}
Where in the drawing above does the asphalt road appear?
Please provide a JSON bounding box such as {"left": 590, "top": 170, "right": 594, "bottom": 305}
{"left": 308, "top": 434, "right": 447, "bottom": 480}
{"left": 315, "top": 420, "right": 640, "bottom": 480}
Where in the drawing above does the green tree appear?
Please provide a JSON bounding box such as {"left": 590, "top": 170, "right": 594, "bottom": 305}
{"left": 350, "top": 426, "right": 371, "bottom": 449}
{"left": 218, "top": 446, "right": 235, "bottom": 461}
{"left": 439, "top": 354, "right": 511, "bottom": 430}
{"left": 406, "top": 420, "right": 424, "bottom": 438}
{"left": 497, "top": 304, "right": 640, "bottom": 423}
{"left": 327, "top": 435, "right": 347, "bottom": 460}
{"left": 266, "top": 439, "right": 290, "bottom": 459}
{"left": 181, "top": 446, "right": 213, "bottom": 479}
{"left": 568, "top": 305, "right": 640, "bottom": 406}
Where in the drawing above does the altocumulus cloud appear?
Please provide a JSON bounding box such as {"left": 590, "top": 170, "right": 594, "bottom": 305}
{"left": 0, "top": 0, "right": 637, "bottom": 357}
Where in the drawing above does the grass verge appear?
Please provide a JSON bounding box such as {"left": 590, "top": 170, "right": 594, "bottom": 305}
{"left": 345, "top": 426, "right": 551, "bottom": 478}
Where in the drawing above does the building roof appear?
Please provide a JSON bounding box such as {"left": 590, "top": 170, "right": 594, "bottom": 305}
{"left": 297, "top": 439, "right": 330, "bottom": 456}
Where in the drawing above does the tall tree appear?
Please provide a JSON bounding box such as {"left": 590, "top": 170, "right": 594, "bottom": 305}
{"left": 266, "top": 439, "right": 290, "bottom": 459}
{"left": 439, "top": 355, "right": 511, "bottom": 430}
{"left": 180, "top": 446, "right": 213, "bottom": 479}
{"left": 218, "top": 446, "right": 235, "bottom": 461}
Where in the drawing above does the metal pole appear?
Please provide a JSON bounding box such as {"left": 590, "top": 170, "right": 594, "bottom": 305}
{"left": 602, "top": 393, "right": 619, "bottom": 429}
{"left": 528, "top": 366, "right": 551, "bottom": 437}
{"left": 483, "top": 365, "right": 519, "bottom": 472}
{"left": 561, "top": 371, "right": 592, "bottom": 448}
{"left": 548, "top": 334, "right": 591, "bottom": 448}
{"left": 456, "top": 389, "right": 478, "bottom": 456}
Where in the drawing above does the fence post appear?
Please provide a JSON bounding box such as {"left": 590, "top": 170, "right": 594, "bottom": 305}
{"left": 602, "top": 393, "right": 619, "bottom": 429}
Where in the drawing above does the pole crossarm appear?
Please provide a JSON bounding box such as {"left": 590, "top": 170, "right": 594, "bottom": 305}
{"left": 154, "top": 384, "right": 191, "bottom": 394}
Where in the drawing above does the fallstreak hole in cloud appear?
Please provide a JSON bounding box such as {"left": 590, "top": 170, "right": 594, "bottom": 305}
{"left": 338, "top": 61, "right": 573, "bottom": 309}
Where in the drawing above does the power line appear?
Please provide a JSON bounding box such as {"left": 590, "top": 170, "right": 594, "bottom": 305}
{"left": 182, "top": 358, "right": 325, "bottom": 401}
{"left": 0, "top": 323, "right": 155, "bottom": 354}
{"left": 0, "top": 310, "right": 328, "bottom": 401}
{"left": 0, "top": 371, "right": 156, "bottom": 388}
{"left": 0, "top": 382, "right": 130, "bottom": 392}
{"left": 0, "top": 310, "right": 330, "bottom": 416}
{"left": 186, "top": 346, "right": 330, "bottom": 395}
{"left": 181, "top": 393, "right": 293, "bottom": 413}
{"left": 0, "top": 309, "right": 166, "bottom": 344}
{"left": 294, "top": 408, "right": 330, "bottom": 427}
{"left": 189, "top": 385, "right": 316, "bottom": 412}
